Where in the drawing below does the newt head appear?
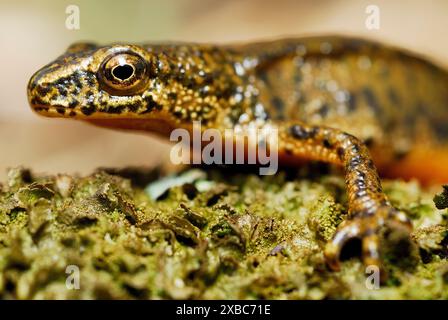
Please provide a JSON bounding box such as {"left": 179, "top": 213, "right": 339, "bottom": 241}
{"left": 27, "top": 42, "right": 231, "bottom": 134}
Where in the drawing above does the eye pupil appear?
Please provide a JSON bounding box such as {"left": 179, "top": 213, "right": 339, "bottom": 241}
{"left": 112, "top": 64, "right": 134, "bottom": 81}
{"left": 99, "top": 52, "right": 150, "bottom": 95}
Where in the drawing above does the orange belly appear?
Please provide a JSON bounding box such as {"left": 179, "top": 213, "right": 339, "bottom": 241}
{"left": 377, "top": 147, "right": 448, "bottom": 185}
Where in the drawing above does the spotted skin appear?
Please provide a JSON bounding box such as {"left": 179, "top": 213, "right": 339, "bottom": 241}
{"left": 28, "top": 36, "right": 448, "bottom": 274}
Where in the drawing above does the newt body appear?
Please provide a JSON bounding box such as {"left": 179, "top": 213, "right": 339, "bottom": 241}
{"left": 28, "top": 36, "right": 448, "bottom": 272}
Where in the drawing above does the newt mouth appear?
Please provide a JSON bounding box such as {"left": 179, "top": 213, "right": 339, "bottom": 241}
{"left": 29, "top": 104, "right": 62, "bottom": 117}
{"left": 30, "top": 104, "right": 101, "bottom": 119}
{"left": 28, "top": 102, "right": 85, "bottom": 118}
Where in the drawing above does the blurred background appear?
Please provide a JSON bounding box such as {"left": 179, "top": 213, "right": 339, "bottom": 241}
{"left": 1, "top": 0, "right": 447, "bottom": 179}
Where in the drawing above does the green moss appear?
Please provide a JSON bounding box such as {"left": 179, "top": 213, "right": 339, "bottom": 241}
{"left": 434, "top": 185, "right": 448, "bottom": 210}
{"left": 0, "top": 166, "right": 446, "bottom": 299}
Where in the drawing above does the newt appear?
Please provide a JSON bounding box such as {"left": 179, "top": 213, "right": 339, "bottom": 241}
{"left": 27, "top": 36, "right": 448, "bottom": 273}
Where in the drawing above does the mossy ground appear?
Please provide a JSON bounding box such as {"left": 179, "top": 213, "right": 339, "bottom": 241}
{"left": 0, "top": 166, "right": 447, "bottom": 299}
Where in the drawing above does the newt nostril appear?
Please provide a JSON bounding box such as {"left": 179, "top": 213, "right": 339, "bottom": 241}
{"left": 27, "top": 70, "right": 41, "bottom": 93}
{"left": 27, "top": 70, "right": 52, "bottom": 112}
{"left": 27, "top": 61, "right": 61, "bottom": 103}
{"left": 28, "top": 70, "right": 45, "bottom": 95}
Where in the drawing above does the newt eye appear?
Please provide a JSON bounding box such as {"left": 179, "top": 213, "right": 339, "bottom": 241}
{"left": 99, "top": 52, "right": 150, "bottom": 95}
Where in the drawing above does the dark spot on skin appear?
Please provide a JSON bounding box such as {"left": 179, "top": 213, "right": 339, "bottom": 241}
{"left": 322, "top": 138, "right": 332, "bottom": 148}
{"left": 31, "top": 97, "right": 45, "bottom": 106}
{"left": 376, "top": 175, "right": 382, "bottom": 185}
{"left": 367, "top": 159, "right": 375, "bottom": 169}
{"left": 348, "top": 155, "right": 362, "bottom": 169}
{"left": 80, "top": 106, "right": 95, "bottom": 116}
{"left": 318, "top": 103, "right": 330, "bottom": 118}
{"left": 271, "top": 96, "right": 284, "bottom": 112}
{"left": 72, "top": 73, "right": 83, "bottom": 90}
{"left": 56, "top": 107, "right": 65, "bottom": 115}
{"left": 346, "top": 39, "right": 365, "bottom": 51}
{"left": 219, "top": 86, "right": 236, "bottom": 100}
{"left": 337, "top": 147, "right": 345, "bottom": 160}
{"left": 184, "top": 79, "right": 197, "bottom": 90}
{"left": 347, "top": 92, "right": 357, "bottom": 112}
{"left": 393, "top": 149, "right": 410, "bottom": 161}
{"left": 107, "top": 105, "right": 125, "bottom": 114}
{"left": 68, "top": 101, "right": 78, "bottom": 108}
{"left": 168, "top": 92, "right": 177, "bottom": 100}
{"left": 388, "top": 88, "right": 400, "bottom": 106}
{"left": 364, "top": 137, "right": 374, "bottom": 148}
{"left": 296, "top": 93, "right": 307, "bottom": 107}
{"left": 86, "top": 74, "right": 96, "bottom": 87}
{"left": 293, "top": 71, "right": 302, "bottom": 84}
{"left": 57, "top": 86, "right": 68, "bottom": 97}
{"left": 351, "top": 143, "right": 360, "bottom": 153}
{"left": 141, "top": 95, "right": 162, "bottom": 114}
{"left": 173, "top": 109, "right": 184, "bottom": 118}
{"left": 386, "top": 209, "right": 399, "bottom": 219}
{"left": 33, "top": 106, "right": 49, "bottom": 113}
{"left": 201, "top": 74, "right": 214, "bottom": 86}
{"left": 36, "top": 85, "right": 51, "bottom": 97}
{"left": 404, "top": 65, "right": 419, "bottom": 88}
{"left": 432, "top": 120, "right": 448, "bottom": 141}
{"left": 415, "top": 101, "right": 430, "bottom": 117}
{"left": 290, "top": 125, "right": 315, "bottom": 140}
{"left": 403, "top": 113, "right": 416, "bottom": 136}
{"left": 284, "top": 148, "right": 293, "bottom": 155}
{"left": 271, "top": 96, "right": 285, "bottom": 120}
{"left": 54, "top": 77, "right": 68, "bottom": 87}
{"left": 258, "top": 71, "right": 270, "bottom": 87}
{"left": 70, "top": 86, "right": 80, "bottom": 95}
{"left": 309, "top": 126, "right": 319, "bottom": 138}
{"left": 362, "top": 87, "right": 380, "bottom": 113}
{"left": 68, "top": 111, "right": 77, "bottom": 117}
{"left": 127, "top": 102, "right": 140, "bottom": 112}
{"left": 290, "top": 125, "right": 306, "bottom": 139}
{"left": 175, "top": 73, "right": 185, "bottom": 83}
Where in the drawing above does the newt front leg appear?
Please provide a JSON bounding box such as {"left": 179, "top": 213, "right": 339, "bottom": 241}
{"left": 280, "top": 122, "right": 413, "bottom": 271}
